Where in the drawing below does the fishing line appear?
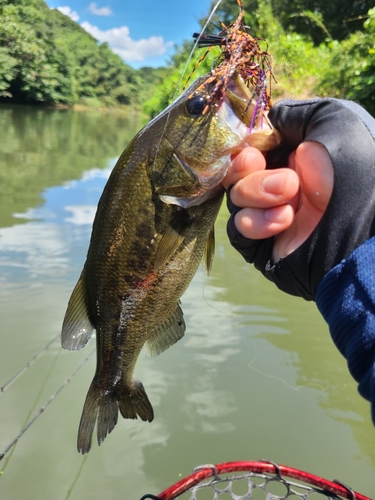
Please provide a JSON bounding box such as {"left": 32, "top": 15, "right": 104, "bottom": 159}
{"left": 0, "top": 333, "right": 60, "bottom": 394}
{"left": 152, "top": 0, "right": 225, "bottom": 172}
{"left": 172, "top": 0, "right": 225, "bottom": 98}
{"left": 247, "top": 340, "right": 330, "bottom": 393}
{"left": 0, "top": 348, "right": 95, "bottom": 462}
{"left": 0, "top": 349, "right": 62, "bottom": 475}
{"left": 201, "top": 274, "right": 233, "bottom": 319}
{"left": 64, "top": 455, "right": 89, "bottom": 500}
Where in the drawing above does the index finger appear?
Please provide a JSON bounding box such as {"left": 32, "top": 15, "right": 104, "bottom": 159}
{"left": 223, "top": 146, "right": 266, "bottom": 189}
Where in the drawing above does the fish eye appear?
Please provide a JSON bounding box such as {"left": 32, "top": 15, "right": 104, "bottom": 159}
{"left": 186, "top": 95, "right": 207, "bottom": 115}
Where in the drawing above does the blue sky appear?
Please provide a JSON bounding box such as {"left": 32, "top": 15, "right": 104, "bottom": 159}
{"left": 45, "top": 0, "right": 214, "bottom": 68}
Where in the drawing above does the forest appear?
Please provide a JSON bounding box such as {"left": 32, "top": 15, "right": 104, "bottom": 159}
{"left": 0, "top": 0, "right": 168, "bottom": 108}
{"left": 0, "top": 0, "right": 374, "bottom": 115}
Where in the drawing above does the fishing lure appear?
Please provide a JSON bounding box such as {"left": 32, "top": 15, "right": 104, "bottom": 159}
{"left": 189, "top": 0, "right": 275, "bottom": 134}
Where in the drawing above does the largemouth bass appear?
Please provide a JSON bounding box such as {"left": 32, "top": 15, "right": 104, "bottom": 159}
{"left": 61, "top": 73, "right": 270, "bottom": 454}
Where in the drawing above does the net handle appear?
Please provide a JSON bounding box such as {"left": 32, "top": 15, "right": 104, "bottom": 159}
{"left": 156, "top": 461, "right": 371, "bottom": 500}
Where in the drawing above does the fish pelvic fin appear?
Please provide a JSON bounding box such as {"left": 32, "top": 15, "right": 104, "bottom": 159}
{"left": 62, "top": 272, "right": 95, "bottom": 350}
{"left": 77, "top": 378, "right": 154, "bottom": 454}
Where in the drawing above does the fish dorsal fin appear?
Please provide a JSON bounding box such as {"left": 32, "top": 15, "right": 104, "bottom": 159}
{"left": 202, "top": 225, "right": 215, "bottom": 275}
{"left": 154, "top": 210, "right": 192, "bottom": 271}
{"left": 146, "top": 303, "right": 185, "bottom": 357}
{"left": 61, "top": 273, "right": 95, "bottom": 350}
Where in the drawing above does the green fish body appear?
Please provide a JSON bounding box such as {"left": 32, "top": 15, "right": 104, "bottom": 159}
{"left": 61, "top": 75, "right": 254, "bottom": 454}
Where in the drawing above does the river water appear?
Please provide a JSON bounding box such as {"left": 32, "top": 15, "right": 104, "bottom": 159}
{"left": 0, "top": 104, "right": 374, "bottom": 499}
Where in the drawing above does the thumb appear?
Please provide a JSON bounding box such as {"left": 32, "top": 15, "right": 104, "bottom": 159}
{"left": 295, "top": 141, "right": 334, "bottom": 214}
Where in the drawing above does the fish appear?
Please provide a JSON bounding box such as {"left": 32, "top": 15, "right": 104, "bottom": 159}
{"left": 61, "top": 72, "right": 270, "bottom": 454}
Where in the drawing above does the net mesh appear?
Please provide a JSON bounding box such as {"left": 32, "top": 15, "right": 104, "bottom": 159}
{"left": 175, "top": 470, "right": 348, "bottom": 500}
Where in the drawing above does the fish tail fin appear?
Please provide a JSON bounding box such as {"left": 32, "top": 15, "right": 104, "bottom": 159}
{"left": 118, "top": 378, "right": 154, "bottom": 423}
{"left": 77, "top": 380, "right": 118, "bottom": 455}
{"left": 77, "top": 378, "right": 153, "bottom": 454}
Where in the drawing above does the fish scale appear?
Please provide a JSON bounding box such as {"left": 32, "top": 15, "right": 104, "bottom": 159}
{"left": 61, "top": 73, "right": 270, "bottom": 454}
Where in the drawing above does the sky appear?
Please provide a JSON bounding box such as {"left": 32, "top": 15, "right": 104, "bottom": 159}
{"left": 45, "top": 0, "right": 214, "bottom": 69}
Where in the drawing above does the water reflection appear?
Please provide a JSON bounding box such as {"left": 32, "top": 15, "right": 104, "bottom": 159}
{"left": 0, "top": 167, "right": 113, "bottom": 286}
{"left": 0, "top": 105, "right": 374, "bottom": 499}
{"left": 0, "top": 104, "right": 140, "bottom": 228}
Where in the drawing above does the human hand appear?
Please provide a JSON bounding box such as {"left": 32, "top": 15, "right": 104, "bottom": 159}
{"left": 224, "top": 98, "right": 375, "bottom": 300}
{"left": 223, "top": 98, "right": 375, "bottom": 425}
{"left": 223, "top": 142, "right": 334, "bottom": 262}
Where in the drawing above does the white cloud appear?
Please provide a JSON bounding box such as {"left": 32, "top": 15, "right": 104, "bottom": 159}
{"left": 57, "top": 6, "right": 80, "bottom": 22}
{"left": 64, "top": 206, "right": 97, "bottom": 225}
{"left": 89, "top": 2, "right": 112, "bottom": 16}
{"left": 80, "top": 22, "right": 173, "bottom": 62}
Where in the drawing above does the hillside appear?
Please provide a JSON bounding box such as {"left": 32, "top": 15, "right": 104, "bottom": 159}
{"left": 0, "top": 0, "right": 153, "bottom": 107}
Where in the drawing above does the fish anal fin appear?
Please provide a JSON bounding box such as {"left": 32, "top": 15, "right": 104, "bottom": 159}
{"left": 61, "top": 273, "right": 94, "bottom": 350}
{"left": 146, "top": 303, "right": 185, "bottom": 357}
{"left": 118, "top": 378, "right": 154, "bottom": 422}
{"left": 202, "top": 225, "right": 215, "bottom": 275}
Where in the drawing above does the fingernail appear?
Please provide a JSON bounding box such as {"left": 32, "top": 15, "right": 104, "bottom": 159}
{"left": 262, "top": 172, "right": 288, "bottom": 195}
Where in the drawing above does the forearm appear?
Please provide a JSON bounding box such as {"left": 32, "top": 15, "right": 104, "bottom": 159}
{"left": 316, "top": 236, "right": 375, "bottom": 424}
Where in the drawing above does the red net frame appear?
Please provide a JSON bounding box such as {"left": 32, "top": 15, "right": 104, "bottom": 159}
{"left": 143, "top": 461, "right": 371, "bottom": 500}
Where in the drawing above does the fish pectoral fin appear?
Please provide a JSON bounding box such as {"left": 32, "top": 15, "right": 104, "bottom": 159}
{"left": 146, "top": 303, "right": 186, "bottom": 357}
{"left": 61, "top": 273, "right": 95, "bottom": 350}
{"left": 154, "top": 210, "right": 193, "bottom": 271}
{"left": 202, "top": 225, "right": 215, "bottom": 275}
{"left": 154, "top": 225, "right": 185, "bottom": 271}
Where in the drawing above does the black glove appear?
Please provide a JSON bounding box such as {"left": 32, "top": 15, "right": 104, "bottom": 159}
{"left": 227, "top": 98, "right": 375, "bottom": 300}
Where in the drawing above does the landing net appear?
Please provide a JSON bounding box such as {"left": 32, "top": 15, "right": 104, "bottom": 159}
{"left": 141, "top": 461, "right": 371, "bottom": 500}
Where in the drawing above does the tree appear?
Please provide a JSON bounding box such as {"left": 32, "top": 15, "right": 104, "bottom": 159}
{"left": 317, "top": 8, "right": 375, "bottom": 115}
{"left": 0, "top": 0, "right": 142, "bottom": 107}
{"left": 271, "top": 0, "right": 374, "bottom": 44}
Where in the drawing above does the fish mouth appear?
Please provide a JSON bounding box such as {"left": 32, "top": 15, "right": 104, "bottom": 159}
{"left": 224, "top": 72, "right": 273, "bottom": 133}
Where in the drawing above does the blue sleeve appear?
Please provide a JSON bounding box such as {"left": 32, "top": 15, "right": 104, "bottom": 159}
{"left": 316, "top": 237, "right": 375, "bottom": 424}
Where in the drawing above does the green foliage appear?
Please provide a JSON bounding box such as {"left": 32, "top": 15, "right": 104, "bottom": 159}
{"left": 271, "top": 0, "right": 374, "bottom": 45}
{"left": 317, "top": 8, "right": 375, "bottom": 115}
{"left": 0, "top": 0, "right": 141, "bottom": 106}
{"left": 200, "top": 0, "right": 373, "bottom": 45}
{"left": 142, "top": 0, "right": 328, "bottom": 116}
{"left": 143, "top": 46, "right": 220, "bottom": 119}
{"left": 0, "top": 48, "right": 18, "bottom": 96}
{"left": 144, "top": 0, "right": 375, "bottom": 117}
{"left": 136, "top": 66, "right": 172, "bottom": 108}
{"left": 2, "top": 0, "right": 375, "bottom": 116}
{"left": 253, "top": 1, "right": 331, "bottom": 99}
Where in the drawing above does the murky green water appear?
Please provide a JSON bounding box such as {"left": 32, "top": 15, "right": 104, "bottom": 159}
{"left": 0, "top": 104, "right": 374, "bottom": 499}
